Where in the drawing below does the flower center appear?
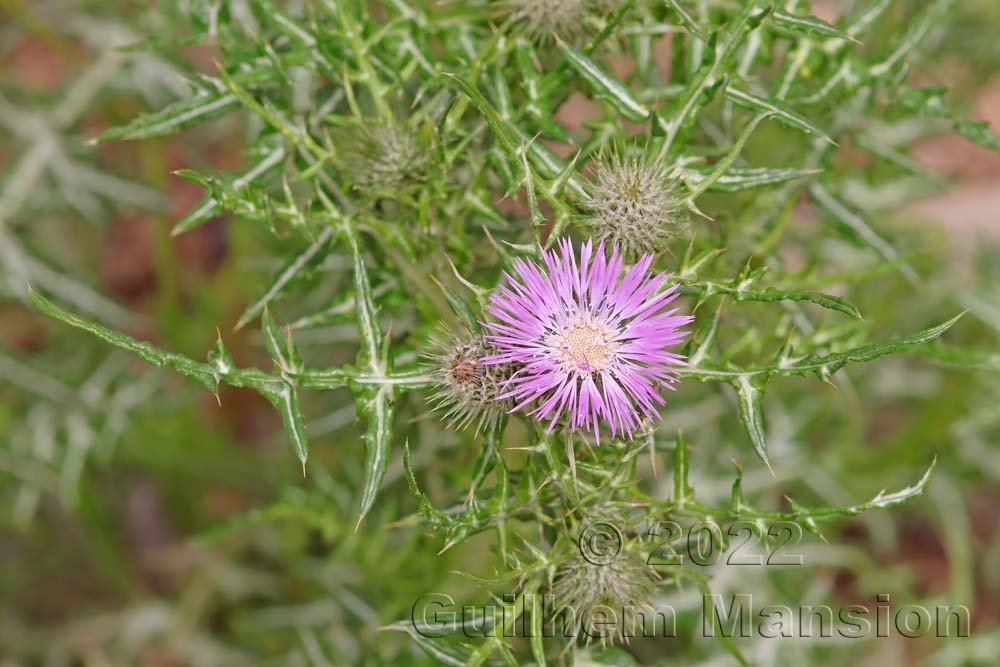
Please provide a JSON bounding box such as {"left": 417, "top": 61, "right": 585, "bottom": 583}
{"left": 551, "top": 317, "right": 616, "bottom": 373}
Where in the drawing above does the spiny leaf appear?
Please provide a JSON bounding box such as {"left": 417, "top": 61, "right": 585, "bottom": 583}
{"left": 95, "top": 91, "right": 239, "bottom": 142}
{"left": 683, "top": 166, "right": 820, "bottom": 192}
{"left": 810, "top": 183, "right": 919, "bottom": 284}
{"left": 680, "top": 280, "right": 862, "bottom": 318}
{"left": 30, "top": 290, "right": 319, "bottom": 467}
{"left": 261, "top": 308, "right": 302, "bottom": 374}
{"left": 442, "top": 72, "right": 516, "bottom": 158}
{"left": 676, "top": 459, "right": 938, "bottom": 526}
{"left": 173, "top": 145, "right": 287, "bottom": 235}
{"left": 788, "top": 458, "right": 938, "bottom": 520}
{"left": 349, "top": 233, "right": 385, "bottom": 374}
{"left": 404, "top": 441, "right": 451, "bottom": 528}
{"left": 784, "top": 312, "right": 965, "bottom": 380}
{"left": 773, "top": 10, "right": 858, "bottom": 42}
{"left": 345, "top": 221, "right": 395, "bottom": 529}
{"left": 235, "top": 225, "right": 336, "bottom": 330}
{"left": 868, "top": 456, "right": 937, "bottom": 511}
{"left": 726, "top": 87, "right": 835, "bottom": 143}
{"left": 657, "top": 0, "right": 772, "bottom": 156}
{"left": 30, "top": 289, "right": 218, "bottom": 392}
{"left": 354, "top": 385, "right": 394, "bottom": 531}
{"left": 557, "top": 41, "right": 649, "bottom": 122}
{"left": 734, "top": 375, "right": 772, "bottom": 471}
{"left": 683, "top": 313, "right": 963, "bottom": 382}
{"left": 272, "top": 383, "right": 309, "bottom": 470}
{"left": 865, "top": 457, "right": 937, "bottom": 509}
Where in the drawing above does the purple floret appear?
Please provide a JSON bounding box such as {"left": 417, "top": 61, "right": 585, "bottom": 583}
{"left": 484, "top": 238, "right": 693, "bottom": 440}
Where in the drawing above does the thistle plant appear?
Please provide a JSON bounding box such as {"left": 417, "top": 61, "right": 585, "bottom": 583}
{"left": 7, "top": 0, "right": 1000, "bottom": 666}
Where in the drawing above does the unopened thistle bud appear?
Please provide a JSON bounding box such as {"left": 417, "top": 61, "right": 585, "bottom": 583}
{"left": 505, "top": 0, "right": 601, "bottom": 41}
{"left": 428, "top": 332, "right": 513, "bottom": 433}
{"left": 583, "top": 151, "right": 688, "bottom": 257}
{"left": 551, "top": 553, "right": 656, "bottom": 646}
{"left": 338, "top": 121, "right": 428, "bottom": 198}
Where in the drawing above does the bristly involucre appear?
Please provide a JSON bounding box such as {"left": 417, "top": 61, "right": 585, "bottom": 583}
{"left": 504, "top": 0, "right": 600, "bottom": 41}
{"left": 339, "top": 121, "right": 428, "bottom": 197}
{"left": 584, "top": 151, "right": 688, "bottom": 257}
{"left": 429, "top": 332, "right": 513, "bottom": 433}
{"left": 483, "top": 239, "right": 692, "bottom": 440}
{"left": 552, "top": 554, "right": 656, "bottom": 646}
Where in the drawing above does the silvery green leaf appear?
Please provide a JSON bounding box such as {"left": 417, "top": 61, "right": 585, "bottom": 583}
{"left": 683, "top": 166, "right": 820, "bottom": 192}
{"left": 680, "top": 281, "right": 862, "bottom": 318}
{"left": 345, "top": 224, "right": 396, "bottom": 529}
{"left": 95, "top": 91, "right": 239, "bottom": 142}
{"left": 261, "top": 308, "right": 302, "bottom": 374}
{"left": 734, "top": 375, "right": 772, "bottom": 471}
{"left": 235, "top": 226, "right": 336, "bottom": 331}
{"left": 29, "top": 291, "right": 320, "bottom": 467}
{"left": 443, "top": 73, "right": 516, "bottom": 158}
{"left": 810, "top": 183, "right": 919, "bottom": 284}
{"left": 773, "top": 10, "right": 857, "bottom": 42}
{"left": 557, "top": 42, "right": 649, "bottom": 122}
{"left": 726, "top": 87, "right": 835, "bottom": 143}
{"left": 30, "top": 289, "right": 219, "bottom": 393}
{"left": 270, "top": 382, "right": 309, "bottom": 470}
{"left": 173, "top": 145, "right": 286, "bottom": 235}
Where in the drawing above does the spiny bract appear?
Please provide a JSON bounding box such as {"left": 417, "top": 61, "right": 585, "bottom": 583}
{"left": 584, "top": 151, "right": 688, "bottom": 257}
{"left": 339, "top": 121, "right": 428, "bottom": 197}
{"left": 428, "top": 332, "right": 514, "bottom": 433}
{"left": 504, "top": 0, "right": 603, "bottom": 41}
{"left": 551, "top": 553, "right": 656, "bottom": 646}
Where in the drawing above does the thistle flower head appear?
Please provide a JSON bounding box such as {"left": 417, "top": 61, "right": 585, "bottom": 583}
{"left": 505, "top": 0, "right": 599, "bottom": 40}
{"left": 484, "top": 239, "right": 692, "bottom": 440}
{"left": 584, "top": 151, "right": 688, "bottom": 257}
{"left": 428, "top": 331, "right": 513, "bottom": 433}
{"left": 339, "top": 121, "right": 428, "bottom": 197}
{"left": 552, "top": 553, "right": 655, "bottom": 646}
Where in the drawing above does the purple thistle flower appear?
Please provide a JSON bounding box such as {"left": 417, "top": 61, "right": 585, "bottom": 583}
{"left": 484, "top": 238, "right": 693, "bottom": 440}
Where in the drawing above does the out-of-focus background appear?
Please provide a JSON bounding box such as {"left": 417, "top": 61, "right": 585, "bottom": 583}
{"left": 1, "top": 1, "right": 999, "bottom": 666}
